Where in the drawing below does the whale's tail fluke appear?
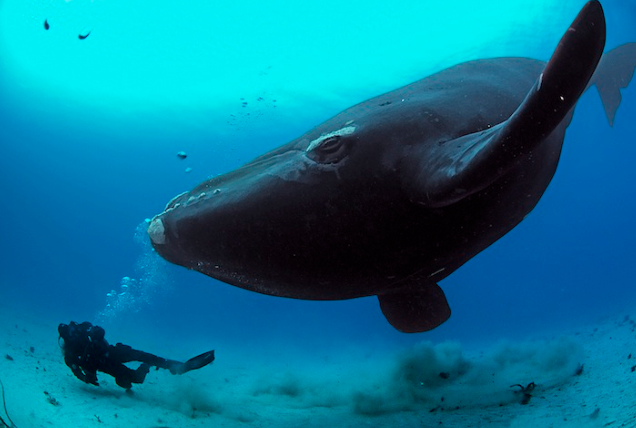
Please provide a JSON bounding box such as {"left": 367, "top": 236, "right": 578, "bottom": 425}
{"left": 589, "top": 43, "right": 636, "bottom": 127}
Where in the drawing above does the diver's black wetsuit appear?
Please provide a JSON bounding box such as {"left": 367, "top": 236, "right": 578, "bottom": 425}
{"left": 58, "top": 321, "right": 214, "bottom": 389}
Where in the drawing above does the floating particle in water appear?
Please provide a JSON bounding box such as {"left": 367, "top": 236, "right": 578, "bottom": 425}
{"left": 185, "top": 167, "right": 192, "bottom": 173}
{"left": 78, "top": 28, "right": 92, "bottom": 40}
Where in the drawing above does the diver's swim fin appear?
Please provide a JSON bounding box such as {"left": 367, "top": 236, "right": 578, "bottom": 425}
{"left": 169, "top": 350, "right": 215, "bottom": 375}
{"left": 183, "top": 350, "right": 215, "bottom": 373}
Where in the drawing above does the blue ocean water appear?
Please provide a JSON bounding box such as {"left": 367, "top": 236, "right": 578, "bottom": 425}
{"left": 0, "top": 0, "right": 635, "bottom": 419}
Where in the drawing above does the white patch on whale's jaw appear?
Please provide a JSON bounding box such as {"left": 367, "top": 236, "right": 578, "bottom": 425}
{"left": 147, "top": 216, "right": 166, "bottom": 245}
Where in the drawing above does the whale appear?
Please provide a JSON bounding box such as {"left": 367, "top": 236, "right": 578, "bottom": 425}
{"left": 147, "top": 1, "right": 636, "bottom": 332}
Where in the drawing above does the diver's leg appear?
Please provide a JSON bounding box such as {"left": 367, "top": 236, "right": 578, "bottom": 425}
{"left": 109, "top": 344, "right": 215, "bottom": 375}
{"left": 109, "top": 343, "right": 181, "bottom": 369}
{"left": 99, "top": 360, "right": 150, "bottom": 389}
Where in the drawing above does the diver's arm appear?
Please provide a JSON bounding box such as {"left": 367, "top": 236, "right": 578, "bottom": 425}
{"left": 64, "top": 354, "right": 87, "bottom": 381}
{"left": 64, "top": 355, "right": 99, "bottom": 385}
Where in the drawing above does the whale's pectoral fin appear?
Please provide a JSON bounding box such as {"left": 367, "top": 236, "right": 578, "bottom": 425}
{"left": 378, "top": 283, "right": 451, "bottom": 333}
{"left": 412, "top": 0, "right": 606, "bottom": 208}
{"left": 590, "top": 43, "right": 636, "bottom": 127}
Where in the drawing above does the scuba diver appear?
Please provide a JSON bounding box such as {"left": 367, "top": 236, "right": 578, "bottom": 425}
{"left": 58, "top": 321, "right": 214, "bottom": 390}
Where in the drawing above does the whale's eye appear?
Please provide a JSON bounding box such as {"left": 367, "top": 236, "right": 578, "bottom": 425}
{"left": 319, "top": 136, "right": 341, "bottom": 152}
{"left": 307, "top": 135, "right": 351, "bottom": 164}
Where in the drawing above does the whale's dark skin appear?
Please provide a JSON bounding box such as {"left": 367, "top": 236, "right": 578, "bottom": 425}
{"left": 148, "top": 1, "right": 636, "bottom": 332}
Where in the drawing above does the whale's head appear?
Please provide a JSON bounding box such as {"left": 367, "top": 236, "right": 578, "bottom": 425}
{"left": 147, "top": 114, "right": 421, "bottom": 300}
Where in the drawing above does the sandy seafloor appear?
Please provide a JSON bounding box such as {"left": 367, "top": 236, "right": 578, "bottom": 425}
{"left": 1, "top": 302, "right": 635, "bottom": 428}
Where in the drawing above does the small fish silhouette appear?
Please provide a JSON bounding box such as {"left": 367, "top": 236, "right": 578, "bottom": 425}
{"left": 44, "top": 19, "right": 50, "bottom": 30}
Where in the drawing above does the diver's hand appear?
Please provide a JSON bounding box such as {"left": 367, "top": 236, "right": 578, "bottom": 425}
{"left": 85, "top": 372, "right": 99, "bottom": 386}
